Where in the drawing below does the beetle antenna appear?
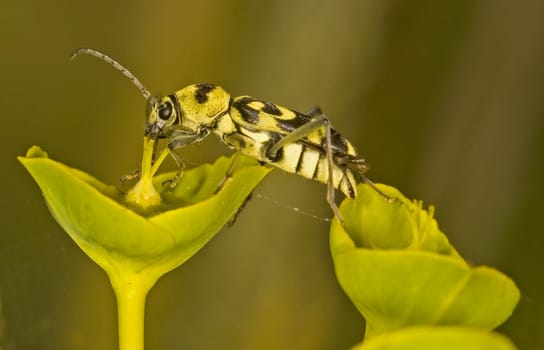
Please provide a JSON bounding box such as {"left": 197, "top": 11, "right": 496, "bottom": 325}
{"left": 71, "top": 48, "right": 157, "bottom": 106}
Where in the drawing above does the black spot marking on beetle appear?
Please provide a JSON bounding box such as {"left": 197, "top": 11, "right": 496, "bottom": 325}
{"left": 327, "top": 128, "right": 348, "bottom": 154}
{"left": 275, "top": 110, "right": 311, "bottom": 132}
{"left": 233, "top": 97, "right": 260, "bottom": 124}
{"left": 262, "top": 102, "right": 282, "bottom": 116}
{"left": 195, "top": 84, "right": 217, "bottom": 104}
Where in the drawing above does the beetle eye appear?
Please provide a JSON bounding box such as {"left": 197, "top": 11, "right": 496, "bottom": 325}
{"left": 158, "top": 102, "right": 173, "bottom": 120}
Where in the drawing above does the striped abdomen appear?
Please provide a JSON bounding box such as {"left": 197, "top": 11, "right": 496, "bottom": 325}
{"left": 270, "top": 140, "right": 364, "bottom": 198}
{"left": 215, "top": 96, "right": 368, "bottom": 198}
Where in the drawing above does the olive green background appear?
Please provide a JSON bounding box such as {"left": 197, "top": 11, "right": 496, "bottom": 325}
{"left": 1, "top": 1, "right": 543, "bottom": 349}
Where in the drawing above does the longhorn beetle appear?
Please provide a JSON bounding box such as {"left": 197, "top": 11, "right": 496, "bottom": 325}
{"left": 71, "top": 48, "right": 385, "bottom": 222}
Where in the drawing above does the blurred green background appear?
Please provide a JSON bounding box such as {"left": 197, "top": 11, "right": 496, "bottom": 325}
{"left": 1, "top": 0, "right": 543, "bottom": 349}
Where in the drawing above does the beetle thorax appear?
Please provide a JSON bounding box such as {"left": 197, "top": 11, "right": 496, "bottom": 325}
{"left": 175, "top": 84, "right": 231, "bottom": 130}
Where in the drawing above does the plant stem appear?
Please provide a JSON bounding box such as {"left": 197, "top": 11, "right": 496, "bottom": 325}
{"left": 110, "top": 271, "right": 158, "bottom": 350}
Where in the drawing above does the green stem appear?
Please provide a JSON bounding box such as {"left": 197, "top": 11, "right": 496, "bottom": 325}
{"left": 109, "top": 270, "right": 158, "bottom": 350}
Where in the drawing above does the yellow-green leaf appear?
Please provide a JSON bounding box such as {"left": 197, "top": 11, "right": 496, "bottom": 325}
{"left": 351, "top": 326, "right": 517, "bottom": 350}
{"left": 330, "top": 184, "right": 520, "bottom": 338}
